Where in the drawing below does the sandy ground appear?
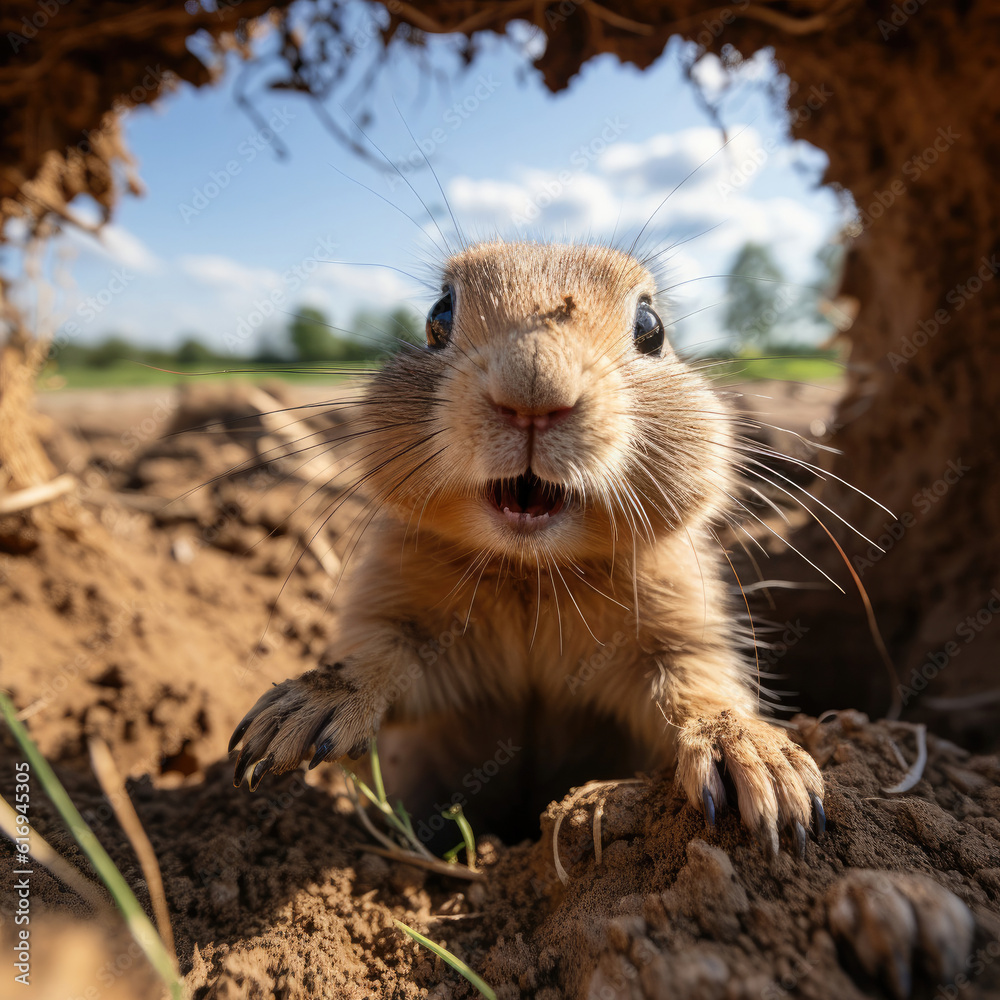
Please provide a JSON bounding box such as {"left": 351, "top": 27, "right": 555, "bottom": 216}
{"left": 1, "top": 377, "right": 998, "bottom": 999}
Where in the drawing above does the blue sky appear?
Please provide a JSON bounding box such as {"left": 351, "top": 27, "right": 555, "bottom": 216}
{"left": 12, "top": 9, "right": 848, "bottom": 357}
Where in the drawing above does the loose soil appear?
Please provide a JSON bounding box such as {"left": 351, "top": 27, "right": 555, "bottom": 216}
{"left": 2, "top": 379, "right": 998, "bottom": 1000}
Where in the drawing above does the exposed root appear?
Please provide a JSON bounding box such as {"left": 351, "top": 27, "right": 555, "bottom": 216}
{"left": 882, "top": 723, "right": 928, "bottom": 795}
{"left": 0, "top": 473, "right": 75, "bottom": 515}
{"left": 88, "top": 737, "right": 177, "bottom": 961}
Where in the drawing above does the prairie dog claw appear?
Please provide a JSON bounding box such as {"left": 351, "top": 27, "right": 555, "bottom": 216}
{"left": 229, "top": 668, "right": 377, "bottom": 788}
{"left": 827, "top": 869, "right": 976, "bottom": 999}
{"left": 676, "top": 710, "right": 824, "bottom": 855}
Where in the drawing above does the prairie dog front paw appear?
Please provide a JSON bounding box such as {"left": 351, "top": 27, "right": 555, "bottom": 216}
{"left": 229, "top": 664, "right": 379, "bottom": 790}
{"left": 675, "top": 710, "right": 824, "bottom": 856}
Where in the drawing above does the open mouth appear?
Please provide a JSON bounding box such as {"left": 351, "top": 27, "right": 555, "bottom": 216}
{"left": 486, "top": 472, "right": 566, "bottom": 529}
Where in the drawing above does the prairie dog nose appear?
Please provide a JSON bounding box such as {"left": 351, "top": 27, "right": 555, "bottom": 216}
{"left": 494, "top": 403, "right": 576, "bottom": 432}
{"left": 488, "top": 330, "right": 581, "bottom": 431}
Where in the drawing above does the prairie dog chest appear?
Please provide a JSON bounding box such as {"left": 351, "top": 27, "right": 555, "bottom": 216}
{"left": 395, "top": 568, "right": 641, "bottom": 715}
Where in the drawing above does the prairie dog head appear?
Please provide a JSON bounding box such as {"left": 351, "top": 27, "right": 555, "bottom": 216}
{"left": 361, "top": 240, "right": 736, "bottom": 563}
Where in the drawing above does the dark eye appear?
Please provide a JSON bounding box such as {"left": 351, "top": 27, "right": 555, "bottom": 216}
{"left": 426, "top": 288, "right": 453, "bottom": 349}
{"left": 632, "top": 299, "right": 663, "bottom": 355}
{"left": 633, "top": 299, "right": 664, "bottom": 356}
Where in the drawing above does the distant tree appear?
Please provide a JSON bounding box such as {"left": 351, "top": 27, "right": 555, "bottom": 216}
{"left": 87, "top": 335, "right": 133, "bottom": 368}
{"left": 51, "top": 342, "right": 92, "bottom": 368}
{"left": 350, "top": 310, "right": 389, "bottom": 351}
{"left": 288, "top": 306, "right": 339, "bottom": 362}
{"left": 807, "top": 240, "right": 852, "bottom": 334}
{"left": 724, "top": 243, "right": 786, "bottom": 350}
{"left": 388, "top": 307, "right": 423, "bottom": 346}
{"left": 176, "top": 336, "right": 216, "bottom": 366}
{"left": 350, "top": 307, "right": 422, "bottom": 351}
{"left": 815, "top": 241, "right": 846, "bottom": 297}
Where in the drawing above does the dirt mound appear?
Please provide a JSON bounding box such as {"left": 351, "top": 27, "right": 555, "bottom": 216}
{"left": 2, "top": 381, "right": 999, "bottom": 999}
{"left": 2, "top": 713, "right": 999, "bottom": 999}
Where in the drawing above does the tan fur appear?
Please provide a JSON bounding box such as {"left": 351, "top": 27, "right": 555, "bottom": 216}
{"left": 230, "top": 240, "right": 824, "bottom": 851}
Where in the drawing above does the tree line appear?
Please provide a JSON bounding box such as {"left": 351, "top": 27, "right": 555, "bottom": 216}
{"left": 48, "top": 305, "right": 423, "bottom": 371}
{"left": 48, "top": 239, "right": 844, "bottom": 374}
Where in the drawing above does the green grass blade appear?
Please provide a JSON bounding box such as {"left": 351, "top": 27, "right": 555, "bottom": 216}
{"left": 393, "top": 799, "right": 420, "bottom": 842}
{"left": 394, "top": 919, "right": 497, "bottom": 1000}
{"left": 0, "top": 691, "right": 182, "bottom": 1000}
{"left": 444, "top": 804, "right": 477, "bottom": 871}
{"left": 368, "top": 737, "right": 387, "bottom": 804}
{"left": 340, "top": 765, "right": 391, "bottom": 815}
{"left": 441, "top": 842, "right": 466, "bottom": 863}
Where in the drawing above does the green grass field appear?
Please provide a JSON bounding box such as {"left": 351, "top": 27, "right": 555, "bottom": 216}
{"left": 698, "top": 354, "right": 844, "bottom": 384}
{"left": 37, "top": 354, "right": 843, "bottom": 391}
{"left": 37, "top": 361, "right": 373, "bottom": 390}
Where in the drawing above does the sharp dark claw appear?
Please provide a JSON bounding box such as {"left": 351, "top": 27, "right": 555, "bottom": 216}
{"left": 233, "top": 748, "right": 253, "bottom": 787}
{"left": 795, "top": 821, "right": 807, "bottom": 859}
{"left": 811, "top": 794, "right": 826, "bottom": 836}
{"left": 702, "top": 787, "right": 716, "bottom": 828}
{"left": 759, "top": 823, "right": 779, "bottom": 859}
{"left": 248, "top": 756, "right": 272, "bottom": 792}
{"left": 308, "top": 708, "right": 339, "bottom": 750}
{"left": 891, "top": 952, "right": 912, "bottom": 1000}
{"left": 228, "top": 716, "right": 252, "bottom": 753}
{"left": 309, "top": 737, "right": 335, "bottom": 770}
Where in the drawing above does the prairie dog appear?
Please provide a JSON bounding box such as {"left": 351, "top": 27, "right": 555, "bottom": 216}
{"left": 230, "top": 240, "right": 825, "bottom": 854}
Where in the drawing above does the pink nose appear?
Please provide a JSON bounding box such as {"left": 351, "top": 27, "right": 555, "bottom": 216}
{"left": 495, "top": 404, "right": 575, "bottom": 432}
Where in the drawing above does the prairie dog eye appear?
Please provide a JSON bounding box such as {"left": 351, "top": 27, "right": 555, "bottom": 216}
{"left": 426, "top": 288, "right": 454, "bottom": 349}
{"left": 633, "top": 298, "right": 664, "bottom": 356}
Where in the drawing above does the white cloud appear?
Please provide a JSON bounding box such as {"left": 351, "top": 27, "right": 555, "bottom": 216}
{"left": 598, "top": 127, "right": 746, "bottom": 194}
{"left": 689, "top": 55, "right": 730, "bottom": 103}
{"left": 178, "top": 254, "right": 281, "bottom": 293}
{"left": 63, "top": 221, "right": 162, "bottom": 274}
{"left": 46, "top": 114, "right": 838, "bottom": 356}
{"left": 688, "top": 49, "right": 776, "bottom": 103}
{"left": 444, "top": 124, "right": 839, "bottom": 353}
{"left": 100, "top": 225, "right": 162, "bottom": 274}
{"left": 445, "top": 126, "right": 836, "bottom": 269}
{"left": 449, "top": 177, "right": 530, "bottom": 220}
{"left": 312, "top": 260, "right": 420, "bottom": 303}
